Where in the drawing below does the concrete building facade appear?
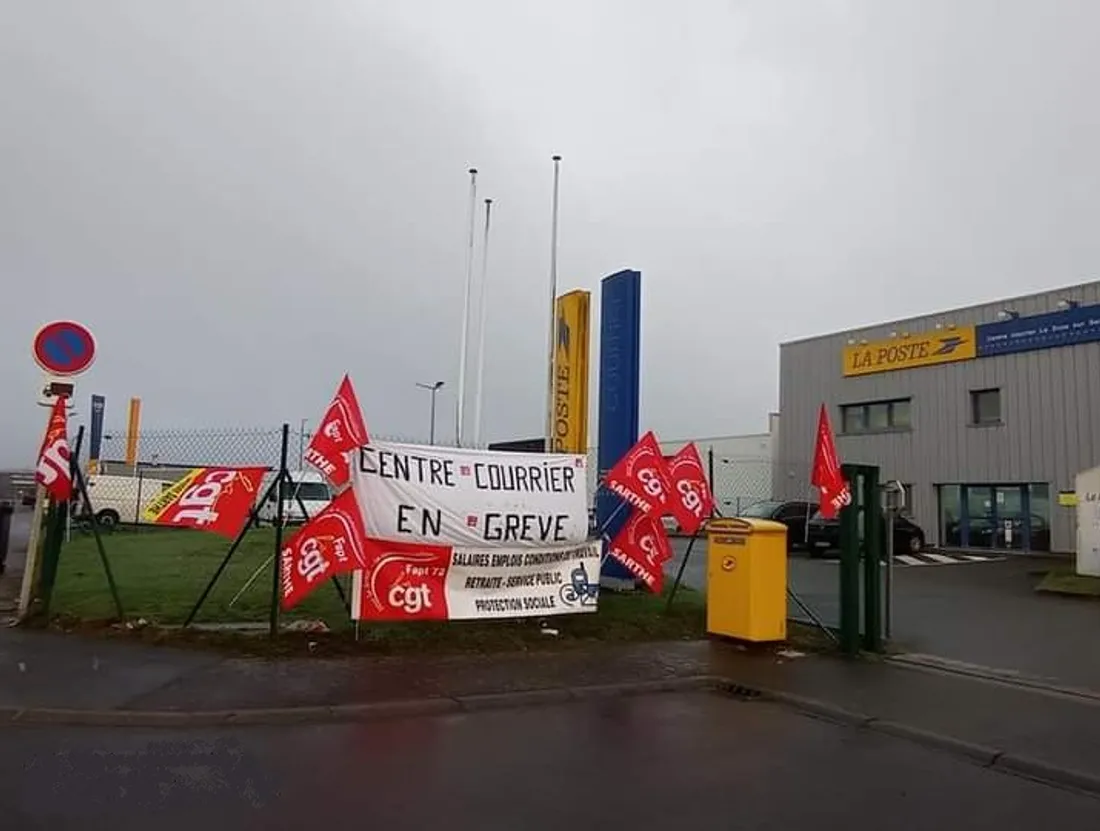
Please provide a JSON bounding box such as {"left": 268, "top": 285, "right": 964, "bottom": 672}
{"left": 774, "top": 280, "right": 1100, "bottom": 554}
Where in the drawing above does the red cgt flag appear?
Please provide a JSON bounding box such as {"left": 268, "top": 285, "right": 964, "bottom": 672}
{"left": 607, "top": 508, "right": 673, "bottom": 594}
{"left": 142, "top": 467, "right": 268, "bottom": 538}
{"left": 280, "top": 487, "right": 372, "bottom": 610}
{"left": 811, "top": 403, "right": 851, "bottom": 519}
{"left": 305, "top": 374, "right": 370, "bottom": 490}
{"left": 35, "top": 396, "right": 73, "bottom": 503}
{"left": 666, "top": 443, "right": 714, "bottom": 535}
{"left": 352, "top": 537, "right": 452, "bottom": 621}
{"left": 604, "top": 430, "right": 673, "bottom": 515}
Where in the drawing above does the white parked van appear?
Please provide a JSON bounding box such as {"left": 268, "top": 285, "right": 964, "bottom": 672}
{"left": 81, "top": 473, "right": 174, "bottom": 527}
{"left": 257, "top": 470, "right": 332, "bottom": 525}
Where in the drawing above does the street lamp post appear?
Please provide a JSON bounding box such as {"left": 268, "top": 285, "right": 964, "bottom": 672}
{"left": 416, "top": 381, "right": 445, "bottom": 445}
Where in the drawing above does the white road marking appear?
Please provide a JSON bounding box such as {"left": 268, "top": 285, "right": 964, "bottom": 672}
{"left": 924, "top": 552, "right": 960, "bottom": 564}
{"left": 896, "top": 555, "right": 924, "bottom": 566}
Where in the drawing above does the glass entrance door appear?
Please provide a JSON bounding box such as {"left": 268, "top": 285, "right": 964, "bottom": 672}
{"left": 937, "top": 483, "right": 1052, "bottom": 551}
{"left": 993, "top": 485, "right": 1026, "bottom": 550}
{"left": 964, "top": 486, "right": 995, "bottom": 548}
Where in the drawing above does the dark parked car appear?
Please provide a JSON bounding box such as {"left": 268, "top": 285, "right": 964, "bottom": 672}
{"left": 737, "top": 500, "right": 818, "bottom": 550}
{"left": 806, "top": 509, "right": 926, "bottom": 557}
{"left": 943, "top": 514, "right": 1050, "bottom": 552}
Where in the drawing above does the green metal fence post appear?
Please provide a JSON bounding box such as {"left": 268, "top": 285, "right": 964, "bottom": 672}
{"left": 269, "top": 424, "right": 290, "bottom": 639}
{"left": 861, "top": 465, "right": 883, "bottom": 653}
{"left": 838, "top": 464, "right": 861, "bottom": 656}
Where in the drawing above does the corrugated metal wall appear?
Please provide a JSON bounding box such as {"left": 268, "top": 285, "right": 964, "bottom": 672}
{"left": 775, "top": 280, "right": 1100, "bottom": 552}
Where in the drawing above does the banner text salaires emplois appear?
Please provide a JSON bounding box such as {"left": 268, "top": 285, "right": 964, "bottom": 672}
{"left": 342, "top": 440, "right": 598, "bottom": 621}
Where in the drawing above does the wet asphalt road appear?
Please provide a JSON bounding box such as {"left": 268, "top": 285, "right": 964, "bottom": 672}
{"left": 2, "top": 692, "right": 1097, "bottom": 830}
{"left": 668, "top": 538, "right": 1100, "bottom": 690}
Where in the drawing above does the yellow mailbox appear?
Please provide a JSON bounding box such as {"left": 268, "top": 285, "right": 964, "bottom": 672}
{"left": 706, "top": 517, "right": 787, "bottom": 642}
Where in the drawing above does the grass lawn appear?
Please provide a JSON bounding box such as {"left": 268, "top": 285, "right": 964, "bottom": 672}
{"left": 48, "top": 526, "right": 722, "bottom": 655}
{"left": 52, "top": 525, "right": 348, "bottom": 627}
{"left": 1035, "top": 566, "right": 1100, "bottom": 598}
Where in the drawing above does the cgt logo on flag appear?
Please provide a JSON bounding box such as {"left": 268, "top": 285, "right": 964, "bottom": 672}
{"left": 142, "top": 466, "right": 267, "bottom": 538}
{"left": 665, "top": 443, "right": 714, "bottom": 535}
{"left": 607, "top": 509, "right": 672, "bottom": 594}
{"left": 35, "top": 396, "right": 73, "bottom": 503}
{"left": 604, "top": 430, "right": 673, "bottom": 514}
{"left": 356, "top": 538, "right": 452, "bottom": 621}
{"left": 280, "top": 488, "right": 370, "bottom": 610}
{"left": 305, "top": 374, "right": 369, "bottom": 490}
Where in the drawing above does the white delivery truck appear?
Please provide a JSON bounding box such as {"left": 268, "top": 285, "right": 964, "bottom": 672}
{"left": 256, "top": 470, "right": 332, "bottom": 526}
{"left": 80, "top": 473, "right": 174, "bottom": 528}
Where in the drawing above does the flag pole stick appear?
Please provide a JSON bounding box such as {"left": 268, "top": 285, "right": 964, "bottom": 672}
{"left": 17, "top": 486, "right": 47, "bottom": 621}
{"left": 72, "top": 461, "right": 124, "bottom": 620}
{"left": 543, "top": 155, "right": 562, "bottom": 451}
{"left": 456, "top": 168, "right": 478, "bottom": 446}
{"left": 184, "top": 474, "right": 279, "bottom": 627}
{"left": 269, "top": 425, "right": 291, "bottom": 638}
{"left": 664, "top": 527, "right": 701, "bottom": 613}
{"left": 228, "top": 553, "right": 274, "bottom": 608}
{"left": 472, "top": 197, "right": 494, "bottom": 446}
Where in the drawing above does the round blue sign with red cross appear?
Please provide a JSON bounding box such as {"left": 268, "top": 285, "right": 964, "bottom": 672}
{"left": 32, "top": 320, "right": 97, "bottom": 377}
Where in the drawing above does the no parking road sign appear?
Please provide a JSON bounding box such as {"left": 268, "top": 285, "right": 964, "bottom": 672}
{"left": 32, "top": 320, "right": 97, "bottom": 377}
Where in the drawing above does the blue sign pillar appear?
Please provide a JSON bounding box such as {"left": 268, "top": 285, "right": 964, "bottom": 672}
{"left": 88, "top": 394, "right": 106, "bottom": 468}
{"left": 596, "top": 269, "right": 641, "bottom": 588}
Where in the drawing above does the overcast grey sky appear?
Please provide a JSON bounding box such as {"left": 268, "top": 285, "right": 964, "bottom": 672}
{"left": 3, "top": 0, "right": 1099, "bottom": 467}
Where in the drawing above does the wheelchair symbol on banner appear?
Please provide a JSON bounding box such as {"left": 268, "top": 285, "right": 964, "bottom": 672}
{"left": 559, "top": 563, "right": 600, "bottom": 607}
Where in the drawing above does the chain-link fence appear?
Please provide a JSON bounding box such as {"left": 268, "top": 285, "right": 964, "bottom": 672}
{"left": 45, "top": 423, "right": 817, "bottom": 630}
{"left": 709, "top": 454, "right": 776, "bottom": 516}
{"left": 82, "top": 426, "right": 455, "bottom": 527}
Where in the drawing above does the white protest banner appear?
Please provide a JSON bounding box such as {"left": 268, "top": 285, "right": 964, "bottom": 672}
{"left": 352, "top": 441, "right": 589, "bottom": 548}
{"left": 350, "top": 539, "right": 601, "bottom": 621}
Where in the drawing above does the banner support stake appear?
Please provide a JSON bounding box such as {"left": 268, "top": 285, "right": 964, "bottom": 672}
{"left": 183, "top": 474, "right": 280, "bottom": 627}
{"left": 269, "top": 425, "right": 290, "bottom": 639}
{"left": 664, "top": 526, "right": 701, "bottom": 613}
{"left": 72, "top": 460, "right": 124, "bottom": 620}
{"left": 40, "top": 427, "right": 85, "bottom": 620}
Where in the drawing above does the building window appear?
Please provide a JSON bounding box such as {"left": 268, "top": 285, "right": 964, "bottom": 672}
{"left": 842, "top": 405, "right": 865, "bottom": 434}
{"left": 971, "top": 388, "right": 1001, "bottom": 425}
{"left": 892, "top": 398, "right": 911, "bottom": 428}
{"left": 840, "top": 398, "right": 912, "bottom": 434}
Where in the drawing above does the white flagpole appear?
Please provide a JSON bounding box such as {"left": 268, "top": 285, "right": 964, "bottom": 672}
{"left": 543, "top": 155, "right": 562, "bottom": 451}
{"left": 456, "top": 167, "right": 478, "bottom": 446}
{"left": 472, "top": 198, "right": 494, "bottom": 447}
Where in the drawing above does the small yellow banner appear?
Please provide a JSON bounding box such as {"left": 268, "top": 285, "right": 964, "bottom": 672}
{"left": 142, "top": 468, "right": 202, "bottom": 523}
{"left": 1058, "top": 491, "right": 1078, "bottom": 507}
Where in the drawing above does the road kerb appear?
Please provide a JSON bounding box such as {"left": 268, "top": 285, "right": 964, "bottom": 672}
{"left": 886, "top": 654, "right": 1100, "bottom": 705}
{"left": 456, "top": 688, "right": 574, "bottom": 712}
{"left": 5, "top": 672, "right": 1100, "bottom": 797}
{"left": 710, "top": 682, "right": 1100, "bottom": 798}
{"left": 758, "top": 690, "right": 875, "bottom": 728}
{"left": 868, "top": 719, "right": 1001, "bottom": 766}
{"left": 0, "top": 676, "right": 718, "bottom": 729}
{"left": 994, "top": 753, "right": 1100, "bottom": 797}
{"left": 569, "top": 676, "right": 719, "bottom": 700}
